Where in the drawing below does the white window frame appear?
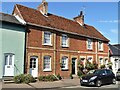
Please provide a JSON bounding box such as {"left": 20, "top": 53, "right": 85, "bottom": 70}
{"left": 87, "top": 39, "right": 93, "bottom": 50}
{"left": 43, "top": 56, "right": 51, "bottom": 71}
{"left": 98, "top": 41, "right": 103, "bottom": 51}
{"left": 4, "top": 54, "right": 14, "bottom": 66}
{"left": 87, "top": 56, "right": 93, "bottom": 63}
{"left": 80, "top": 56, "right": 86, "bottom": 67}
{"left": 99, "top": 56, "right": 103, "bottom": 65}
{"left": 61, "top": 56, "right": 68, "bottom": 70}
{"left": 61, "top": 34, "right": 69, "bottom": 47}
{"left": 43, "top": 31, "right": 52, "bottom": 46}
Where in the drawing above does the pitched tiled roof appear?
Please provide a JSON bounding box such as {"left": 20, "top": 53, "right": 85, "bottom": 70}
{"left": 15, "top": 4, "right": 109, "bottom": 42}
{"left": 109, "top": 44, "right": 120, "bottom": 56}
{"left": 0, "top": 12, "right": 23, "bottom": 25}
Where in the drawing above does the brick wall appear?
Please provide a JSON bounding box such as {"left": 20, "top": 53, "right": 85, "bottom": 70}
{"left": 25, "top": 26, "right": 109, "bottom": 78}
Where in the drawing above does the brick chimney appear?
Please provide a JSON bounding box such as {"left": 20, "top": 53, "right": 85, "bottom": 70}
{"left": 37, "top": 0, "right": 48, "bottom": 15}
{"left": 73, "top": 11, "right": 84, "bottom": 26}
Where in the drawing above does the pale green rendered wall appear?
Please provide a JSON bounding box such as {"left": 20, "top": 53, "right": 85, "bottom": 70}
{"left": 0, "top": 25, "right": 2, "bottom": 79}
{"left": 0, "top": 23, "right": 25, "bottom": 78}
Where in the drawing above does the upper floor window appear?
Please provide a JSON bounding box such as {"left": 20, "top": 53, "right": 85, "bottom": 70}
{"left": 62, "top": 34, "right": 69, "bottom": 47}
{"left": 98, "top": 41, "right": 103, "bottom": 51}
{"left": 44, "top": 31, "right": 52, "bottom": 45}
{"left": 87, "top": 39, "right": 93, "bottom": 50}
{"left": 61, "top": 56, "right": 68, "bottom": 70}
{"left": 43, "top": 55, "right": 51, "bottom": 71}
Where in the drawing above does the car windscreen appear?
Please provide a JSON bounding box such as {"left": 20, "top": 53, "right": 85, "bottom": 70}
{"left": 87, "top": 70, "right": 95, "bottom": 74}
{"left": 93, "top": 70, "right": 104, "bottom": 75}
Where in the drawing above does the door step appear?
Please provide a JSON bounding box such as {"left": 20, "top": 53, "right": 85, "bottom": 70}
{"left": 2, "top": 77, "right": 14, "bottom": 84}
{"left": 72, "top": 75, "right": 79, "bottom": 79}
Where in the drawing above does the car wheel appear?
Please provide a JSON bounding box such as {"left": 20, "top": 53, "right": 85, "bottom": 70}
{"left": 112, "top": 78, "right": 116, "bottom": 84}
{"left": 96, "top": 80, "right": 102, "bottom": 87}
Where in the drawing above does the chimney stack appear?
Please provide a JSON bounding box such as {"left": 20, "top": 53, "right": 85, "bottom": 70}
{"left": 37, "top": 0, "right": 48, "bottom": 15}
{"left": 73, "top": 11, "right": 84, "bottom": 26}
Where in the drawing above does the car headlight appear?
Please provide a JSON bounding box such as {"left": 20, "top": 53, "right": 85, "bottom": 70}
{"left": 89, "top": 76, "right": 97, "bottom": 81}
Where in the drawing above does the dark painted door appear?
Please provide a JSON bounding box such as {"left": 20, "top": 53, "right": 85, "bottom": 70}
{"left": 72, "top": 59, "right": 75, "bottom": 74}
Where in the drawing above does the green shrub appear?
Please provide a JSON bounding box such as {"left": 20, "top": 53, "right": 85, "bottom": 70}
{"left": 100, "top": 64, "right": 105, "bottom": 69}
{"left": 38, "top": 75, "right": 57, "bottom": 81}
{"left": 77, "top": 70, "right": 83, "bottom": 78}
{"left": 70, "top": 73, "right": 73, "bottom": 79}
{"left": 24, "top": 74, "right": 36, "bottom": 84}
{"left": 57, "top": 74, "right": 62, "bottom": 80}
{"left": 14, "top": 74, "right": 24, "bottom": 84}
{"left": 38, "top": 76, "right": 45, "bottom": 81}
{"left": 14, "top": 74, "right": 36, "bottom": 84}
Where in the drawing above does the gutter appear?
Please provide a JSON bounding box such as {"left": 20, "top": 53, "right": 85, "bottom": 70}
{"left": 26, "top": 22, "right": 109, "bottom": 42}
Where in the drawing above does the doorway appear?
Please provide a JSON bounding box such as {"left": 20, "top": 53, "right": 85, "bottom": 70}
{"left": 29, "top": 56, "right": 38, "bottom": 77}
{"left": 72, "top": 58, "right": 77, "bottom": 75}
{"left": 4, "top": 54, "right": 14, "bottom": 76}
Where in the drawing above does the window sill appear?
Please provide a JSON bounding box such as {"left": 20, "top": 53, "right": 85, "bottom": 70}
{"left": 98, "top": 49, "right": 104, "bottom": 52}
{"left": 43, "top": 69, "right": 52, "bottom": 72}
{"left": 87, "top": 48, "right": 93, "bottom": 51}
{"left": 61, "top": 46, "right": 69, "bottom": 48}
{"left": 61, "top": 68, "right": 68, "bottom": 71}
{"left": 43, "top": 44, "right": 53, "bottom": 46}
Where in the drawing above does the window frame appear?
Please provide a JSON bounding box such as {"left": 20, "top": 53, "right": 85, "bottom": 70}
{"left": 61, "top": 34, "right": 69, "bottom": 47}
{"left": 43, "top": 55, "right": 51, "bottom": 71}
{"left": 43, "top": 31, "right": 52, "bottom": 46}
{"left": 4, "top": 53, "right": 14, "bottom": 66}
{"left": 99, "top": 57, "right": 103, "bottom": 65}
{"left": 87, "top": 39, "right": 93, "bottom": 50}
{"left": 98, "top": 40, "right": 103, "bottom": 51}
{"left": 87, "top": 56, "right": 93, "bottom": 63}
{"left": 61, "top": 56, "right": 68, "bottom": 70}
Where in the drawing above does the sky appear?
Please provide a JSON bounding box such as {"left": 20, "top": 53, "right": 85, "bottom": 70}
{"left": 1, "top": 1, "right": 119, "bottom": 44}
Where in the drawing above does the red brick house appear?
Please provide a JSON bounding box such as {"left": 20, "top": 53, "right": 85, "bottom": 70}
{"left": 12, "top": 1, "right": 110, "bottom": 78}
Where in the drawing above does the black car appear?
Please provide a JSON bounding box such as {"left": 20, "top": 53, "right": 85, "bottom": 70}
{"left": 116, "top": 68, "right": 120, "bottom": 80}
{"left": 80, "top": 69, "right": 116, "bottom": 87}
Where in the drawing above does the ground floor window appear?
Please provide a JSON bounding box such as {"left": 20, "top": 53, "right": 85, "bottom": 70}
{"left": 87, "top": 57, "right": 93, "bottom": 63}
{"left": 61, "top": 56, "right": 68, "bottom": 70}
{"left": 99, "top": 58, "right": 103, "bottom": 65}
{"left": 43, "top": 56, "right": 51, "bottom": 71}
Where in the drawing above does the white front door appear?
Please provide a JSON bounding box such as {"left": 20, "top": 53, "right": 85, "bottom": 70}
{"left": 29, "top": 56, "right": 38, "bottom": 77}
{"left": 4, "top": 54, "right": 14, "bottom": 76}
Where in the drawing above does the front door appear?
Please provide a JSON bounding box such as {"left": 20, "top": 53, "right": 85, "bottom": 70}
{"left": 4, "top": 54, "right": 14, "bottom": 76}
{"left": 29, "top": 56, "right": 38, "bottom": 77}
{"left": 72, "top": 58, "right": 76, "bottom": 75}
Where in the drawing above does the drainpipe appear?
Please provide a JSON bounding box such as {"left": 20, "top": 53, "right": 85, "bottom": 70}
{"left": 53, "top": 33, "right": 56, "bottom": 75}
{"left": 23, "top": 25, "right": 28, "bottom": 74}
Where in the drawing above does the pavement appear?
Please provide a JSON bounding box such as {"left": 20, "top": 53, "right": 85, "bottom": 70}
{"left": 1, "top": 79, "right": 120, "bottom": 90}
{"left": 2, "top": 78, "right": 80, "bottom": 89}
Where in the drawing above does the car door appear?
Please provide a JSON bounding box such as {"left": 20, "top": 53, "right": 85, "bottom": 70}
{"left": 100, "top": 70, "right": 108, "bottom": 84}
{"left": 106, "top": 70, "right": 115, "bottom": 83}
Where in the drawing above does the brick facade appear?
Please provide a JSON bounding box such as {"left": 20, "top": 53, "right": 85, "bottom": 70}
{"left": 25, "top": 26, "right": 109, "bottom": 78}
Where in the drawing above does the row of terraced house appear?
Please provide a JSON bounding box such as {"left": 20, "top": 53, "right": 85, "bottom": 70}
{"left": 1, "top": 0, "right": 115, "bottom": 79}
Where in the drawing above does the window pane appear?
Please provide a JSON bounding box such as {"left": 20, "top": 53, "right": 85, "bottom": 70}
{"left": 44, "top": 32, "right": 51, "bottom": 44}
{"left": 62, "top": 35, "right": 68, "bottom": 46}
{"left": 5, "top": 55, "right": 8, "bottom": 65}
{"left": 88, "top": 39, "right": 92, "bottom": 49}
{"left": 9, "top": 55, "right": 13, "bottom": 65}
{"left": 44, "top": 56, "right": 51, "bottom": 70}
{"left": 61, "top": 56, "right": 68, "bottom": 69}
